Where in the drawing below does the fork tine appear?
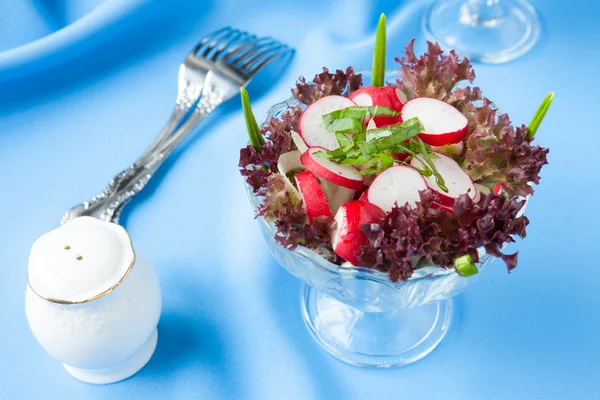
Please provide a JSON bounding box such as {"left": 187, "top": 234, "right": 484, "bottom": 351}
{"left": 201, "top": 29, "right": 246, "bottom": 60}
{"left": 246, "top": 48, "right": 295, "bottom": 76}
{"left": 198, "top": 29, "right": 243, "bottom": 59}
{"left": 238, "top": 43, "right": 288, "bottom": 70}
{"left": 213, "top": 32, "right": 256, "bottom": 61}
{"left": 222, "top": 37, "right": 276, "bottom": 63}
{"left": 191, "top": 27, "right": 232, "bottom": 56}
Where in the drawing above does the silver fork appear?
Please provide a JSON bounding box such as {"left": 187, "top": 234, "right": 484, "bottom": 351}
{"left": 61, "top": 27, "right": 294, "bottom": 225}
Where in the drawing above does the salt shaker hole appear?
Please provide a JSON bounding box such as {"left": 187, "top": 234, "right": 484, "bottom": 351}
{"left": 76, "top": 255, "right": 83, "bottom": 261}
{"left": 64, "top": 245, "right": 71, "bottom": 250}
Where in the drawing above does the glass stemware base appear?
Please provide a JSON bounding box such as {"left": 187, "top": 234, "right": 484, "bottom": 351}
{"left": 423, "top": 0, "right": 541, "bottom": 64}
{"left": 302, "top": 285, "right": 452, "bottom": 367}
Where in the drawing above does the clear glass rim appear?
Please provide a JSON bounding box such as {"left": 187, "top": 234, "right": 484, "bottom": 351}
{"left": 247, "top": 69, "right": 528, "bottom": 285}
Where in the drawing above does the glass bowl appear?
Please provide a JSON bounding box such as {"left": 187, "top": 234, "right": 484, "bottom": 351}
{"left": 245, "top": 70, "right": 528, "bottom": 368}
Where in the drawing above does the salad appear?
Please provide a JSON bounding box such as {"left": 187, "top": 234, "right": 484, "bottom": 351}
{"left": 239, "top": 15, "right": 552, "bottom": 282}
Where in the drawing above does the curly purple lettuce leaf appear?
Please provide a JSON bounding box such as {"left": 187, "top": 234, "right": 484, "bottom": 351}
{"left": 358, "top": 190, "right": 529, "bottom": 282}
{"left": 292, "top": 67, "right": 363, "bottom": 105}
{"left": 256, "top": 174, "right": 337, "bottom": 259}
{"left": 395, "top": 39, "right": 475, "bottom": 101}
{"left": 239, "top": 105, "right": 301, "bottom": 191}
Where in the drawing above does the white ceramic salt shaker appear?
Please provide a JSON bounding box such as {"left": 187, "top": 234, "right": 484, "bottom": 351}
{"left": 25, "top": 216, "right": 161, "bottom": 384}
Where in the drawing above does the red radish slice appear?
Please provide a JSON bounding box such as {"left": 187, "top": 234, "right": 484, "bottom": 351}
{"left": 393, "top": 153, "right": 410, "bottom": 162}
{"left": 367, "top": 165, "right": 428, "bottom": 212}
{"left": 300, "top": 147, "right": 364, "bottom": 190}
{"left": 277, "top": 151, "right": 303, "bottom": 198}
{"left": 374, "top": 115, "right": 403, "bottom": 127}
{"left": 350, "top": 86, "right": 404, "bottom": 110}
{"left": 369, "top": 114, "right": 402, "bottom": 128}
{"left": 410, "top": 152, "right": 476, "bottom": 207}
{"left": 401, "top": 97, "right": 468, "bottom": 146}
{"left": 299, "top": 95, "right": 356, "bottom": 150}
{"left": 290, "top": 130, "right": 308, "bottom": 153}
{"left": 391, "top": 87, "right": 408, "bottom": 104}
{"left": 350, "top": 86, "right": 393, "bottom": 107}
{"left": 358, "top": 191, "right": 369, "bottom": 201}
{"left": 432, "top": 141, "right": 464, "bottom": 158}
{"left": 353, "top": 87, "right": 403, "bottom": 127}
{"left": 294, "top": 171, "right": 332, "bottom": 223}
{"left": 320, "top": 179, "right": 355, "bottom": 215}
{"left": 331, "top": 201, "right": 386, "bottom": 265}
{"left": 379, "top": 86, "right": 405, "bottom": 111}
{"left": 366, "top": 118, "right": 378, "bottom": 130}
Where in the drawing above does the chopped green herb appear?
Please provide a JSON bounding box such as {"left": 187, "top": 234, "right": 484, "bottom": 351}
{"left": 335, "top": 132, "right": 353, "bottom": 148}
{"left": 323, "top": 105, "right": 398, "bottom": 121}
{"left": 366, "top": 117, "right": 422, "bottom": 144}
{"left": 316, "top": 105, "right": 447, "bottom": 184}
{"left": 416, "top": 141, "right": 448, "bottom": 192}
{"left": 324, "top": 118, "right": 365, "bottom": 134}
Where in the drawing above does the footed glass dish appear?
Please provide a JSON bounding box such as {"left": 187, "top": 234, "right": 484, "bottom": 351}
{"left": 245, "top": 71, "right": 528, "bottom": 368}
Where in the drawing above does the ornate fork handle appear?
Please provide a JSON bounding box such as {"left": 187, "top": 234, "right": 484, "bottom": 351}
{"left": 62, "top": 91, "right": 223, "bottom": 225}
{"left": 60, "top": 26, "right": 294, "bottom": 226}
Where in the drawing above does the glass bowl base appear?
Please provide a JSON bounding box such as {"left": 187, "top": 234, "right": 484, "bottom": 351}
{"left": 423, "top": 0, "right": 541, "bottom": 64}
{"left": 301, "top": 285, "right": 452, "bottom": 368}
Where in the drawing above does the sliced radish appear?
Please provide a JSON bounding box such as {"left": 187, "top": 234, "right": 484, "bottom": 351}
{"left": 277, "top": 151, "right": 303, "bottom": 198}
{"left": 379, "top": 86, "right": 405, "bottom": 112}
{"left": 290, "top": 130, "right": 308, "bottom": 153}
{"left": 350, "top": 86, "right": 393, "bottom": 107}
{"left": 367, "top": 165, "right": 428, "bottom": 212}
{"left": 298, "top": 95, "right": 356, "bottom": 150}
{"left": 367, "top": 114, "right": 402, "bottom": 128}
{"left": 432, "top": 141, "right": 464, "bottom": 158}
{"left": 300, "top": 147, "right": 364, "bottom": 191}
{"left": 366, "top": 118, "right": 378, "bottom": 131}
{"left": 331, "top": 201, "right": 386, "bottom": 265}
{"left": 353, "top": 86, "right": 403, "bottom": 127}
{"left": 350, "top": 86, "right": 404, "bottom": 110}
{"left": 374, "top": 116, "right": 403, "bottom": 128}
{"left": 392, "top": 153, "right": 410, "bottom": 162}
{"left": 320, "top": 179, "right": 355, "bottom": 215}
{"left": 401, "top": 97, "right": 468, "bottom": 146}
{"left": 358, "top": 191, "right": 369, "bottom": 201}
{"left": 294, "top": 171, "right": 332, "bottom": 223}
{"left": 410, "top": 152, "right": 476, "bottom": 207}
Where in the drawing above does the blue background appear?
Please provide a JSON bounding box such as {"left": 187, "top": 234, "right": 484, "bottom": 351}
{"left": 1, "top": 0, "right": 598, "bottom": 399}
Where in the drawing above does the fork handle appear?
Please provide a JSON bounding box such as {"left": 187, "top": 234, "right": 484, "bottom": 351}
{"left": 61, "top": 95, "right": 219, "bottom": 225}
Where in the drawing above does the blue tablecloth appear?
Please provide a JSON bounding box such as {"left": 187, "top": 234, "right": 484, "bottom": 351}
{"left": 1, "top": 0, "right": 598, "bottom": 398}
